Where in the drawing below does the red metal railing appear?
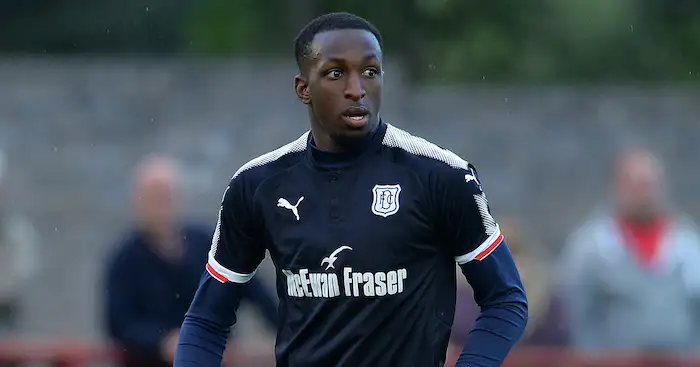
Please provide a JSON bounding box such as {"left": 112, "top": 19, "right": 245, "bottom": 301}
{"left": 446, "top": 346, "right": 700, "bottom": 367}
{"left": 1, "top": 340, "right": 699, "bottom": 367}
{"left": 0, "top": 339, "right": 118, "bottom": 367}
{"left": 0, "top": 339, "right": 275, "bottom": 367}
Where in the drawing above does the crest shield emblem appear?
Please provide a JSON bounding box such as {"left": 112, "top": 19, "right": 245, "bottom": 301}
{"left": 371, "top": 184, "right": 402, "bottom": 217}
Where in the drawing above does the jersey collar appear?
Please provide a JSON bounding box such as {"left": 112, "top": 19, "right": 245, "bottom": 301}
{"left": 306, "top": 120, "right": 387, "bottom": 171}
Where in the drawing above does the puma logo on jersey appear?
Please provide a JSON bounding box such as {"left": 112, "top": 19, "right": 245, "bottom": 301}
{"left": 464, "top": 173, "right": 479, "bottom": 185}
{"left": 277, "top": 196, "right": 304, "bottom": 220}
{"left": 465, "top": 171, "right": 483, "bottom": 190}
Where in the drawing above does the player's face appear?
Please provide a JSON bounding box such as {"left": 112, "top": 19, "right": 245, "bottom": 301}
{"left": 296, "top": 29, "right": 383, "bottom": 149}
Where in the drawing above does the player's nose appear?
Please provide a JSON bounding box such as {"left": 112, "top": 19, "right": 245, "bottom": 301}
{"left": 344, "top": 73, "right": 365, "bottom": 101}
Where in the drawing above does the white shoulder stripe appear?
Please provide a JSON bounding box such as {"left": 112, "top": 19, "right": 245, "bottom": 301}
{"left": 382, "top": 124, "right": 469, "bottom": 169}
{"left": 232, "top": 131, "right": 310, "bottom": 179}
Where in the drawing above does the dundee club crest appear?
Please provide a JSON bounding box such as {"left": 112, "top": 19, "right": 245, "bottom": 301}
{"left": 371, "top": 184, "right": 401, "bottom": 217}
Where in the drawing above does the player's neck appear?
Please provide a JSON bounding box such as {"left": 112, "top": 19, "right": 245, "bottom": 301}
{"left": 310, "top": 131, "right": 344, "bottom": 153}
{"left": 310, "top": 121, "right": 380, "bottom": 153}
{"left": 308, "top": 122, "right": 384, "bottom": 170}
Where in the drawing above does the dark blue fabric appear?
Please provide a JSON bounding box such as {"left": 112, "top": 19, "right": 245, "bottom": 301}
{"left": 175, "top": 242, "right": 528, "bottom": 367}
{"left": 175, "top": 121, "right": 527, "bottom": 366}
{"left": 456, "top": 243, "right": 528, "bottom": 367}
{"left": 175, "top": 273, "right": 241, "bottom": 366}
{"left": 104, "top": 224, "right": 277, "bottom": 364}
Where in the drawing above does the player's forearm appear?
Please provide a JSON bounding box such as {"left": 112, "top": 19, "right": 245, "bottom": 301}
{"left": 457, "top": 244, "right": 528, "bottom": 366}
{"left": 176, "top": 315, "right": 230, "bottom": 366}
{"left": 456, "top": 302, "right": 527, "bottom": 366}
{"left": 174, "top": 273, "right": 243, "bottom": 367}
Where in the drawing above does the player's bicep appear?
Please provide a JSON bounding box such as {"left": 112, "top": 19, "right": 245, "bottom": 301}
{"left": 434, "top": 164, "right": 503, "bottom": 264}
{"left": 206, "top": 177, "right": 265, "bottom": 284}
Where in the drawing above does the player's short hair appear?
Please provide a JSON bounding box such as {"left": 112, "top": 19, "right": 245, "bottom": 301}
{"left": 294, "top": 12, "right": 382, "bottom": 72}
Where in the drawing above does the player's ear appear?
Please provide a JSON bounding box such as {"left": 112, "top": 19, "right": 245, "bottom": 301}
{"left": 294, "top": 75, "right": 311, "bottom": 105}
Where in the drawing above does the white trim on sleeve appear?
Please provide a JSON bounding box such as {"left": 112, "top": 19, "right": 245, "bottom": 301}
{"left": 206, "top": 254, "right": 257, "bottom": 284}
{"left": 454, "top": 225, "right": 503, "bottom": 264}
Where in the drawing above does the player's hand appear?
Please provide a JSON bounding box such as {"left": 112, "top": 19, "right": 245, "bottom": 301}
{"left": 160, "top": 328, "right": 180, "bottom": 362}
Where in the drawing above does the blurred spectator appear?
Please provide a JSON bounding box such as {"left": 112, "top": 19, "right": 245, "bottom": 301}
{"left": 560, "top": 148, "right": 700, "bottom": 352}
{"left": 0, "top": 150, "right": 39, "bottom": 367}
{"left": 0, "top": 150, "right": 39, "bottom": 335}
{"left": 103, "top": 155, "right": 278, "bottom": 367}
{"left": 447, "top": 220, "right": 567, "bottom": 363}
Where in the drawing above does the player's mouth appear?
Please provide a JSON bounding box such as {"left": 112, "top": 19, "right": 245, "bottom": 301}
{"left": 341, "top": 106, "right": 370, "bottom": 128}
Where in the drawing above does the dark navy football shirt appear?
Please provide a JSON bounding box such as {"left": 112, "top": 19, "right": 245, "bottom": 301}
{"left": 206, "top": 122, "right": 506, "bottom": 366}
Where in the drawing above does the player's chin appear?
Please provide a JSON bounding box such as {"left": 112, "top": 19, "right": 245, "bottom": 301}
{"left": 330, "top": 129, "right": 370, "bottom": 148}
{"left": 343, "top": 123, "right": 374, "bottom": 138}
{"left": 342, "top": 125, "right": 371, "bottom": 136}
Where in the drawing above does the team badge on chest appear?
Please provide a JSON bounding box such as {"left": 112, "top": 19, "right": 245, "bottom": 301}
{"left": 371, "top": 184, "right": 402, "bottom": 217}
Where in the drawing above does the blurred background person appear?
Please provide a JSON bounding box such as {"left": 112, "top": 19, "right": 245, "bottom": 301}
{"left": 447, "top": 219, "right": 567, "bottom": 364}
{"left": 560, "top": 148, "right": 700, "bottom": 353}
{"left": 0, "top": 149, "right": 39, "bottom": 336}
{"left": 103, "top": 155, "right": 278, "bottom": 367}
{"left": 0, "top": 150, "right": 40, "bottom": 367}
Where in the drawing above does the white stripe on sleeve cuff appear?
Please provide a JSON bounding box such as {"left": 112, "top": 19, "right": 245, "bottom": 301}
{"left": 206, "top": 255, "right": 257, "bottom": 284}
{"left": 454, "top": 226, "right": 504, "bottom": 264}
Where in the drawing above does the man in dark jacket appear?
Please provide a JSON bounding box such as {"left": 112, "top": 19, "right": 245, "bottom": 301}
{"left": 104, "top": 155, "right": 277, "bottom": 367}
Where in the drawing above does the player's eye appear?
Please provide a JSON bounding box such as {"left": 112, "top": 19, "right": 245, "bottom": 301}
{"left": 362, "top": 68, "right": 379, "bottom": 78}
{"left": 326, "top": 69, "right": 343, "bottom": 79}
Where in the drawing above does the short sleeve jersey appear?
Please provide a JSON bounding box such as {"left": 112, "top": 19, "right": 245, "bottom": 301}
{"left": 206, "top": 122, "right": 503, "bottom": 367}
